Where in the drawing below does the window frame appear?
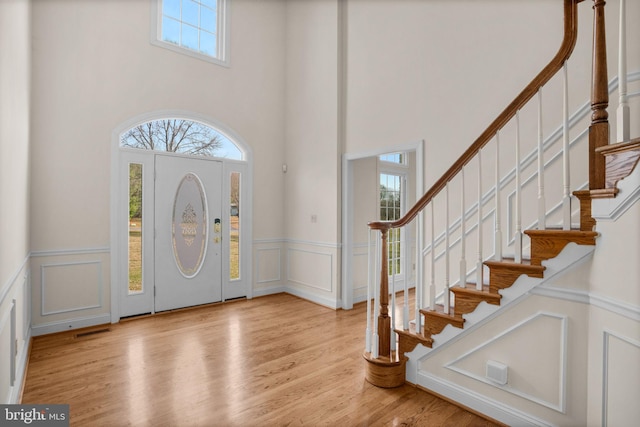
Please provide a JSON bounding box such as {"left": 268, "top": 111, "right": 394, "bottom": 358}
{"left": 378, "top": 160, "right": 408, "bottom": 279}
{"left": 150, "top": 0, "right": 230, "bottom": 67}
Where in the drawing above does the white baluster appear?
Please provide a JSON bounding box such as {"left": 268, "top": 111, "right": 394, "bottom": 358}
{"left": 390, "top": 228, "right": 396, "bottom": 351}
{"left": 617, "top": 0, "right": 630, "bottom": 142}
{"left": 366, "top": 229, "right": 372, "bottom": 353}
{"left": 515, "top": 111, "right": 523, "bottom": 263}
{"left": 494, "top": 132, "right": 502, "bottom": 261}
{"left": 415, "top": 213, "right": 423, "bottom": 333}
{"left": 562, "top": 62, "right": 571, "bottom": 230}
{"left": 460, "top": 168, "right": 467, "bottom": 289}
{"left": 537, "top": 89, "right": 546, "bottom": 230}
{"left": 429, "top": 202, "right": 436, "bottom": 311}
{"left": 403, "top": 223, "right": 410, "bottom": 331}
{"left": 372, "top": 232, "right": 380, "bottom": 358}
{"left": 476, "top": 150, "right": 483, "bottom": 290}
{"left": 444, "top": 182, "right": 450, "bottom": 314}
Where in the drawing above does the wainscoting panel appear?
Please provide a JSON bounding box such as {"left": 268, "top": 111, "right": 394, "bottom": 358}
{"left": 0, "top": 303, "right": 12, "bottom": 403}
{"left": 30, "top": 249, "right": 111, "bottom": 335}
{"left": 256, "top": 247, "right": 282, "bottom": 284}
{"left": 602, "top": 330, "right": 640, "bottom": 427}
{"left": 0, "top": 257, "right": 30, "bottom": 404}
{"left": 352, "top": 243, "right": 369, "bottom": 302}
{"left": 41, "top": 261, "right": 102, "bottom": 315}
{"left": 445, "top": 312, "right": 568, "bottom": 412}
{"left": 287, "top": 248, "right": 333, "bottom": 292}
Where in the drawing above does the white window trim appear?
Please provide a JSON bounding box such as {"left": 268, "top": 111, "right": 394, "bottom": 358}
{"left": 378, "top": 164, "right": 408, "bottom": 280}
{"left": 150, "top": 0, "right": 230, "bottom": 67}
{"left": 379, "top": 152, "right": 409, "bottom": 167}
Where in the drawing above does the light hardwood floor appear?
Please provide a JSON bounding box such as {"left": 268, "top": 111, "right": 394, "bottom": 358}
{"left": 22, "top": 293, "right": 501, "bottom": 426}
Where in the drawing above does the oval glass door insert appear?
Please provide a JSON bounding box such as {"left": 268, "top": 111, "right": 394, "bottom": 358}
{"left": 172, "top": 173, "right": 208, "bottom": 278}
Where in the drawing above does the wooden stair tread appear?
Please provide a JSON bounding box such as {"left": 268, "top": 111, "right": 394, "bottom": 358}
{"left": 484, "top": 258, "right": 545, "bottom": 272}
{"left": 452, "top": 283, "right": 501, "bottom": 301}
{"left": 421, "top": 305, "right": 465, "bottom": 324}
{"left": 395, "top": 327, "right": 433, "bottom": 353}
{"left": 595, "top": 136, "right": 640, "bottom": 155}
{"left": 594, "top": 137, "right": 640, "bottom": 189}
{"left": 524, "top": 228, "right": 598, "bottom": 240}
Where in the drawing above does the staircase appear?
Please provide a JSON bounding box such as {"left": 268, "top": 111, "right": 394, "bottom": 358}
{"left": 362, "top": 0, "right": 639, "bottom": 408}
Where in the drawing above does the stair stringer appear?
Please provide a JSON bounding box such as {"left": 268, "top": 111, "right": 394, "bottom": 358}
{"left": 404, "top": 242, "right": 596, "bottom": 383}
{"left": 401, "top": 243, "right": 596, "bottom": 426}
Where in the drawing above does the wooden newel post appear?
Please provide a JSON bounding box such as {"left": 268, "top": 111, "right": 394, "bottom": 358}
{"left": 589, "top": 0, "right": 609, "bottom": 189}
{"left": 378, "top": 228, "right": 391, "bottom": 358}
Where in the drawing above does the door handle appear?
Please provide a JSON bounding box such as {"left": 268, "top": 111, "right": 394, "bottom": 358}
{"left": 214, "top": 218, "right": 221, "bottom": 233}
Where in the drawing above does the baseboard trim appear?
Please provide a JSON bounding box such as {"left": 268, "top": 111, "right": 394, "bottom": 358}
{"left": 253, "top": 284, "right": 340, "bottom": 309}
{"left": 31, "top": 314, "right": 112, "bottom": 336}
{"left": 284, "top": 286, "right": 340, "bottom": 310}
{"left": 417, "top": 371, "right": 555, "bottom": 427}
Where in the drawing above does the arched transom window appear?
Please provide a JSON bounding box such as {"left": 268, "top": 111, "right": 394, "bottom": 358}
{"left": 120, "top": 118, "right": 243, "bottom": 160}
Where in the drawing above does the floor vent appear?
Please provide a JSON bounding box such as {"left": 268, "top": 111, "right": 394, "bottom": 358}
{"left": 74, "top": 327, "right": 111, "bottom": 338}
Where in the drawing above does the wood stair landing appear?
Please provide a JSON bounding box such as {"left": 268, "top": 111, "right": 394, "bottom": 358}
{"left": 396, "top": 229, "right": 599, "bottom": 356}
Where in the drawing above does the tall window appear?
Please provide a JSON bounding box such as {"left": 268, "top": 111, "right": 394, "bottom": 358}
{"left": 229, "top": 171, "right": 241, "bottom": 280}
{"left": 153, "top": 0, "right": 228, "bottom": 65}
{"left": 128, "top": 163, "right": 143, "bottom": 294}
{"left": 379, "top": 152, "right": 408, "bottom": 277}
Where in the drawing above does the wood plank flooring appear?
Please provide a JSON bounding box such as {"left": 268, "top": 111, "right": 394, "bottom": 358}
{"left": 22, "top": 293, "right": 500, "bottom": 426}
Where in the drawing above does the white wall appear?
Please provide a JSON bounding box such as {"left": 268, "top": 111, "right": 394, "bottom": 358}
{"left": 276, "top": 0, "right": 342, "bottom": 307}
{"left": 0, "top": 0, "right": 31, "bottom": 404}
{"left": 29, "top": 0, "right": 287, "bottom": 328}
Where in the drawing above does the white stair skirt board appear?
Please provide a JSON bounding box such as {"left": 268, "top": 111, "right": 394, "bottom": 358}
{"left": 403, "top": 242, "right": 596, "bottom": 417}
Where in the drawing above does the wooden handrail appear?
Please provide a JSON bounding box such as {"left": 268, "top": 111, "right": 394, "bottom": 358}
{"left": 369, "top": 0, "right": 581, "bottom": 233}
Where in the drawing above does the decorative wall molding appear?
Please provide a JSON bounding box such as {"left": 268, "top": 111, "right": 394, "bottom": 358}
{"left": 0, "top": 255, "right": 29, "bottom": 307}
{"left": 41, "top": 260, "right": 103, "bottom": 316}
{"left": 445, "top": 312, "right": 568, "bottom": 413}
{"left": 0, "top": 304, "right": 13, "bottom": 404}
{"left": 256, "top": 247, "right": 281, "bottom": 284}
{"left": 602, "top": 329, "right": 640, "bottom": 427}
{"left": 30, "top": 246, "right": 110, "bottom": 257}
{"left": 253, "top": 238, "right": 341, "bottom": 249}
{"left": 417, "top": 372, "right": 555, "bottom": 427}
{"left": 591, "top": 293, "right": 640, "bottom": 321}
{"left": 7, "top": 326, "right": 30, "bottom": 404}
{"left": 531, "top": 286, "right": 640, "bottom": 322}
{"left": 287, "top": 248, "right": 333, "bottom": 292}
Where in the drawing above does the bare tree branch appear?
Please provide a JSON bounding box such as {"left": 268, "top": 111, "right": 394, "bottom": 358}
{"left": 120, "top": 119, "right": 224, "bottom": 157}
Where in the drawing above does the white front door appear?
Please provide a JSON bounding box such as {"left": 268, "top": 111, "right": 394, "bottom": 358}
{"left": 154, "top": 154, "right": 223, "bottom": 312}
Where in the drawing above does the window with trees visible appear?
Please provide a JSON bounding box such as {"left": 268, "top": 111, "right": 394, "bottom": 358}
{"left": 128, "top": 163, "right": 143, "bottom": 294}
{"left": 120, "top": 119, "right": 242, "bottom": 160}
{"left": 379, "top": 152, "right": 408, "bottom": 277}
{"left": 153, "top": 0, "right": 228, "bottom": 65}
{"left": 229, "top": 171, "right": 240, "bottom": 280}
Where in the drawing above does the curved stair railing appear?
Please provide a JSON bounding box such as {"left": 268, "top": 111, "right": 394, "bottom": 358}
{"left": 362, "top": 0, "right": 625, "bottom": 388}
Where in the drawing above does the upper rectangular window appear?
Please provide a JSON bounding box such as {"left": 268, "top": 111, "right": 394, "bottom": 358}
{"left": 379, "top": 152, "right": 406, "bottom": 165}
{"left": 152, "top": 0, "right": 229, "bottom": 66}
